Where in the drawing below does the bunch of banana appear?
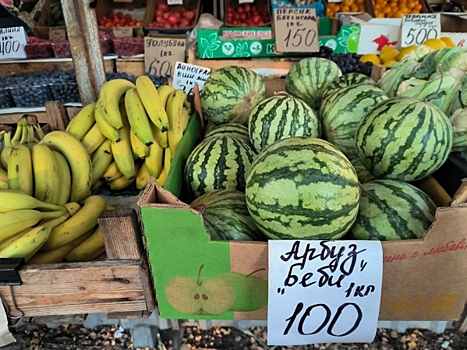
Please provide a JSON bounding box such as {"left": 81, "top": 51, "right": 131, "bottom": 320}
{"left": 0, "top": 190, "right": 107, "bottom": 263}
{"left": 66, "top": 77, "right": 192, "bottom": 193}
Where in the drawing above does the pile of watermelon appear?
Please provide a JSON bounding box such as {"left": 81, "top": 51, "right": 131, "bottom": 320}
{"left": 183, "top": 58, "right": 454, "bottom": 243}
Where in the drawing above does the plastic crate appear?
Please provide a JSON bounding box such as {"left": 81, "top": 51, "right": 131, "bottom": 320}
{"left": 113, "top": 37, "right": 144, "bottom": 57}
{"left": 51, "top": 41, "right": 72, "bottom": 58}
{"left": 10, "top": 85, "right": 53, "bottom": 108}
{"left": 0, "top": 88, "right": 15, "bottom": 109}
{"left": 24, "top": 42, "right": 54, "bottom": 59}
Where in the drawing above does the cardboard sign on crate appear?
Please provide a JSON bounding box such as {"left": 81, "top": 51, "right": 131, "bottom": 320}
{"left": 144, "top": 36, "right": 186, "bottom": 77}
{"left": 273, "top": 7, "right": 319, "bottom": 52}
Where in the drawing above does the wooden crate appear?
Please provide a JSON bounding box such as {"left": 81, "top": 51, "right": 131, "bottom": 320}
{"left": 116, "top": 57, "right": 145, "bottom": 76}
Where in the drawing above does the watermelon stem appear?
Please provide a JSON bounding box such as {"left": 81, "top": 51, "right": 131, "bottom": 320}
{"left": 424, "top": 66, "right": 444, "bottom": 103}
{"left": 273, "top": 91, "right": 291, "bottom": 97}
{"left": 193, "top": 204, "right": 206, "bottom": 214}
{"left": 197, "top": 264, "right": 205, "bottom": 286}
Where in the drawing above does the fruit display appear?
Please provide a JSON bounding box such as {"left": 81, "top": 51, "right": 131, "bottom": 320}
{"left": 146, "top": 2, "right": 197, "bottom": 30}
{"left": 112, "top": 36, "right": 144, "bottom": 57}
{"left": 42, "top": 0, "right": 65, "bottom": 27}
{"left": 24, "top": 39, "right": 54, "bottom": 59}
{"left": 225, "top": 2, "right": 271, "bottom": 26}
{"left": 371, "top": 0, "right": 423, "bottom": 18}
{"left": 98, "top": 12, "right": 142, "bottom": 28}
{"left": 313, "top": 47, "right": 375, "bottom": 76}
{"left": 326, "top": 0, "right": 366, "bottom": 18}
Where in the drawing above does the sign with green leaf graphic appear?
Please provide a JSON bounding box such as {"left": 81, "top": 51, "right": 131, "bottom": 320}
{"left": 318, "top": 25, "right": 360, "bottom": 53}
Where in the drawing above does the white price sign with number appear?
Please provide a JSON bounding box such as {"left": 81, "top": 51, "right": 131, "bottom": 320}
{"left": 401, "top": 14, "right": 440, "bottom": 47}
{"left": 168, "top": 0, "right": 183, "bottom": 4}
{"left": 0, "top": 27, "right": 27, "bottom": 60}
{"left": 172, "top": 62, "right": 211, "bottom": 94}
{"left": 267, "top": 240, "right": 383, "bottom": 346}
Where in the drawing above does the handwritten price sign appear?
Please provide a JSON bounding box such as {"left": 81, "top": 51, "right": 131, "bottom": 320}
{"left": 401, "top": 14, "right": 440, "bottom": 47}
{"left": 172, "top": 62, "right": 211, "bottom": 95}
{"left": 144, "top": 37, "right": 186, "bottom": 77}
{"left": 0, "top": 27, "right": 27, "bottom": 59}
{"left": 267, "top": 240, "right": 383, "bottom": 346}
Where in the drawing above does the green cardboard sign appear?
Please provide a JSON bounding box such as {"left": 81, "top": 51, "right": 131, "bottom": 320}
{"left": 318, "top": 25, "right": 361, "bottom": 54}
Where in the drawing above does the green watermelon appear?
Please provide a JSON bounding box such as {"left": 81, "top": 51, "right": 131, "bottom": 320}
{"left": 285, "top": 58, "right": 342, "bottom": 110}
{"left": 355, "top": 97, "right": 453, "bottom": 182}
{"left": 185, "top": 135, "right": 256, "bottom": 199}
{"left": 245, "top": 137, "right": 360, "bottom": 240}
{"left": 190, "top": 189, "right": 265, "bottom": 241}
{"left": 200, "top": 66, "right": 266, "bottom": 126}
{"left": 350, "top": 157, "right": 377, "bottom": 183}
{"left": 350, "top": 179, "right": 436, "bottom": 241}
{"left": 322, "top": 73, "right": 376, "bottom": 101}
{"left": 320, "top": 84, "right": 388, "bottom": 158}
{"left": 204, "top": 123, "right": 250, "bottom": 144}
{"left": 248, "top": 94, "right": 321, "bottom": 153}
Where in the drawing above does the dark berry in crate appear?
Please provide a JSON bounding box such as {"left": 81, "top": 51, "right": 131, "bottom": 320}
{"left": 0, "top": 88, "right": 14, "bottom": 109}
{"left": 24, "top": 39, "right": 54, "bottom": 59}
{"left": 113, "top": 37, "right": 144, "bottom": 57}
{"left": 10, "top": 84, "right": 53, "bottom": 108}
{"left": 50, "top": 83, "right": 80, "bottom": 103}
{"left": 51, "top": 41, "right": 72, "bottom": 58}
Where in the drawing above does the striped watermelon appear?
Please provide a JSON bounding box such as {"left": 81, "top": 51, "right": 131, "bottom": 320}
{"left": 190, "top": 189, "right": 265, "bottom": 241}
{"left": 285, "top": 58, "right": 342, "bottom": 110}
{"left": 350, "top": 179, "right": 436, "bottom": 241}
{"left": 201, "top": 66, "right": 266, "bottom": 126}
{"left": 204, "top": 123, "right": 250, "bottom": 144}
{"left": 322, "top": 73, "right": 376, "bottom": 101}
{"left": 355, "top": 97, "right": 453, "bottom": 182}
{"left": 245, "top": 137, "right": 360, "bottom": 240}
{"left": 350, "top": 158, "right": 377, "bottom": 183}
{"left": 320, "top": 84, "right": 388, "bottom": 158}
{"left": 185, "top": 135, "right": 256, "bottom": 199}
{"left": 249, "top": 94, "right": 321, "bottom": 153}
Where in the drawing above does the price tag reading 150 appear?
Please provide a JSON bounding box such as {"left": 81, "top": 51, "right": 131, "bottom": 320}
{"left": 267, "top": 240, "right": 383, "bottom": 346}
{"left": 401, "top": 14, "right": 440, "bottom": 47}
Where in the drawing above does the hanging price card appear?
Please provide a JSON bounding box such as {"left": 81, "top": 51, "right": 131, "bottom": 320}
{"left": 401, "top": 14, "right": 440, "bottom": 47}
{"left": 172, "top": 62, "right": 211, "bottom": 94}
{"left": 113, "top": 27, "right": 133, "bottom": 37}
{"left": 168, "top": 0, "right": 183, "bottom": 5}
{"left": 267, "top": 240, "right": 383, "bottom": 346}
{"left": 273, "top": 7, "right": 319, "bottom": 52}
{"left": 144, "top": 37, "right": 186, "bottom": 77}
{"left": 239, "top": 0, "right": 254, "bottom": 4}
{"left": 0, "top": 27, "right": 27, "bottom": 60}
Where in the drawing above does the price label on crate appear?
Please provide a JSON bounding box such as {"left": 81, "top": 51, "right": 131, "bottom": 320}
{"left": 144, "top": 37, "right": 186, "bottom": 77}
{"left": 49, "top": 28, "right": 66, "bottom": 40}
{"left": 273, "top": 8, "right": 319, "bottom": 53}
{"left": 0, "top": 27, "right": 27, "bottom": 59}
{"left": 113, "top": 27, "right": 133, "bottom": 37}
{"left": 168, "top": 0, "right": 183, "bottom": 5}
{"left": 239, "top": 0, "right": 255, "bottom": 4}
{"left": 267, "top": 240, "right": 383, "bottom": 346}
{"left": 401, "top": 14, "right": 440, "bottom": 47}
{"left": 172, "top": 62, "right": 211, "bottom": 94}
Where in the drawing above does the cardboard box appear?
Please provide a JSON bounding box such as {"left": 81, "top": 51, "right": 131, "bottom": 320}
{"left": 224, "top": 0, "right": 271, "bottom": 27}
{"left": 144, "top": 0, "right": 201, "bottom": 35}
{"left": 32, "top": 0, "right": 66, "bottom": 40}
{"left": 96, "top": 0, "right": 146, "bottom": 37}
{"left": 319, "top": 24, "right": 361, "bottom": 53}
{"left": 439, "top": 13, "right": 467, "bottom": 48}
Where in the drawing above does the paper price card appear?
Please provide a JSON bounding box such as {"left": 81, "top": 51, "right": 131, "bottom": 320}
{"left": 144, "top": 37, "right": 186, "bottom": 77}
{"left": 49, "top": 27, "right": 66, "bottom": 40}
{"left": 239, "top": 0, "right": 254, "bottom": 3}
{"left": 401, "top": 14, "right": 440, "bottom": 47}
{"left": 0, "top": 27, "right": 27, "bottom": 59}
{"left": 273, "top": 8, "right": 319, "bottom": 53}
{"left": 113, "top": 27, "right": 133, "bottom": 38}
{"left": 168, "top": 0, "right": 183, "bottom": 4}
{"left": 267, "top": 240, "right": 383, "bottom": 346}
{"left": 172, "top": 62, "right": 211, "bottom": 94}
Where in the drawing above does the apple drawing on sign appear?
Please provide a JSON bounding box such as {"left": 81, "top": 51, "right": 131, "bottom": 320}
{"left": 165, "top": 264, "right": 268, "bottom": 315}
{"left": 222, "top": 42, "right": 235, "bottom": 56}
{"left": 250, "top": 41, "right": 262, "bottom": 55}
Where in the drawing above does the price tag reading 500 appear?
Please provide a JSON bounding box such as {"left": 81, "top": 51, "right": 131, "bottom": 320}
{"left": 267, "top": 240, "right": 383, "bottom": 346}
{"left": 401, "top": 14, "right": 441, "bottom": 47}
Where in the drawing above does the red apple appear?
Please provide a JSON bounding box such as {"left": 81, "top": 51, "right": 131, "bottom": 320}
{"left": 157, "top": 3, "right": 169, "bottom": 12}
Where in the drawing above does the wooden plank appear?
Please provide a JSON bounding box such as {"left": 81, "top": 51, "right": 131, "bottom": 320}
{"left": 61, "top": 0, "right": 107, "bottom": 104}
{"left": 116, "top": 58, "right": 145, "bottom": 76}
{"left": 27, "top": 314, "right": 87, "bottom": 324}
{"left": 45, "top": 101, "right": 69, "bottom": 131}
{"left": 0, "top": 60, "right": 114, "bottom": 77}
{"left": 98, "top": 209, "right": 143, "bottom": 260}
{"left": 0, "top": 112, "right": 49, "bottom": 124}
{"left": 0, "top": 260, "right": 148, "bottom": 317}
{"left": 139, "top": 252, "right": 156, "bottom": 313}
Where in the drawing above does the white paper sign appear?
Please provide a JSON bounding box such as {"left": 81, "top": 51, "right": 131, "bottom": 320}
{"left": 168, "top": 0, "right": 183, "bottom": 5}
{"left": 401, "top": 14, "right": 440, "bottom": 47}
{"left": 239, "top": 0, "right": 254, "bottom": 3}
{"left": 0, "top": 27, "right": 27, "bottom": 60}
{"left": 172, "top": 62, "right": 211, "bottom": 94}
{"left": 267, "top": 240, "right": 383, "bottom": 346}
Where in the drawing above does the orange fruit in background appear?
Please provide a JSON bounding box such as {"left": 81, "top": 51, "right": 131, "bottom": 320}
{"left": 393, "top": 10, "right": 404, "bottom": 17}
{"left": 351, "top": 4, "right": 359, "bottom": 11}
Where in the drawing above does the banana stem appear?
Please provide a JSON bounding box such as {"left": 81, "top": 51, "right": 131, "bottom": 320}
{"left": 11, "top": 121, "right": 24, "bottom": 147}
{"left": 34, "top": 125, "right": 45, "bottom": 141}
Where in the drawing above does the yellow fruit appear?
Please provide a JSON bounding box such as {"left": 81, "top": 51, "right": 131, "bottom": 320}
{"left": 423, "top": 38, "right": 447, "bottom": 50}
{"left": 440, "top": 37, "right": 455, "bottom": 48}
{"left": 397, "top": 45, "right": 417, "bottom": 61}
{"left": 383, "top": 59, "right": 397, "bottom": 68}
{"left": 379, "top": 47, "right": 400, "bottom": 63}
{"left": 360, "top": 54, "right": 380, "bottom": 65}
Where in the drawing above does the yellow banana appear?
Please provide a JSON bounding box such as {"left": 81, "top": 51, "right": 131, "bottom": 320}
{"left": 164, "top": 147, "right": 172, "bottom": 176}
{"left": 166, "top": 89, "right": 187, "bottom": 155}
{"left": 8, "top": 145, "right": 33, "bottom": 196}
{"left": 102, "top": 161, "right": 122, "bottom": 181}
{"left": 81, "top": 123, "right": 106, "bottom": 155}
{"left": 111, "top": 103, "right": 135, "bottom": 179}
{"left": 91, "top": 179, "right": 104, "bottom": 193}
{"left": 125, "top": 88, "right": 154, "bottom": 146}
{"left": 155, "top": 167, "right": 167, "bottom": 187}
{"left": 0, "top": 208, "right": 66, "bottom": 241}
{"left": 52, "top": 151, "right": 71, "bottom": 205}
{"left": 28, "top": 227, "right": 94, "bottom": 264}
{"left": 145, "top": 124, "right": 164, "bottom": 178}
{"left": 95, "top": 101, "right": 120, "bottom": 142}
{"left": 181, "top": 106, "right": 191, "bottom": 135}
{"left": 91, "top": 139, "right": 113, "bottom": 186}
{"left": 65, "top": 227, "right": 105, "bottom": 262}
{"left": 157, "top": 85, "right": 176, "bottom": 109}
{"left": 31, "top": 144, "right": 60, "bottom": 204}
{"left": 153, "top": 124, "right": 168, "bottom": 148}
{"left": 136, "top": 76, "right": 169, "bottom": 132}
{"left": 0, "top": 190, "right": 63, "bottom": 213}
{"left": 11, "top": 119, "right": 25, "bottom": 147}
{"left": 66, "top": 103, "right": 96, "bottom": 141}
{"left": 136, "top": 162, "right": 150, "bottom": 190}
{"left": 0, "top": 168, "right": 8, "bottom": 189}
{"left": 1, "top": 131, "right": 13, "bottom": 169}
{"left": 106, "top": 204, "right": 116, "bottom": 210}
{"left": 130, "top": 128, "right": 149, "bottom": 159}
{"left": 41, "top": 195, "right": 107, "bottom": 251}
{"left": 98, "top": 79, "right": 136, "bottom": 130}
{"left": 41, "top": 131, "right": 92, "bottom": 203}
{"left": 108, "top": 163, "right": 140, "bottom": 191}
{"left": 0, "top": 204, "right": 78, "bottom": 260}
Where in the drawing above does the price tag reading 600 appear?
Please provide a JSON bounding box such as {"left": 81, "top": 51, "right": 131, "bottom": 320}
{"left": 401, "top": 14, "right": 440, "bottom": 47}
